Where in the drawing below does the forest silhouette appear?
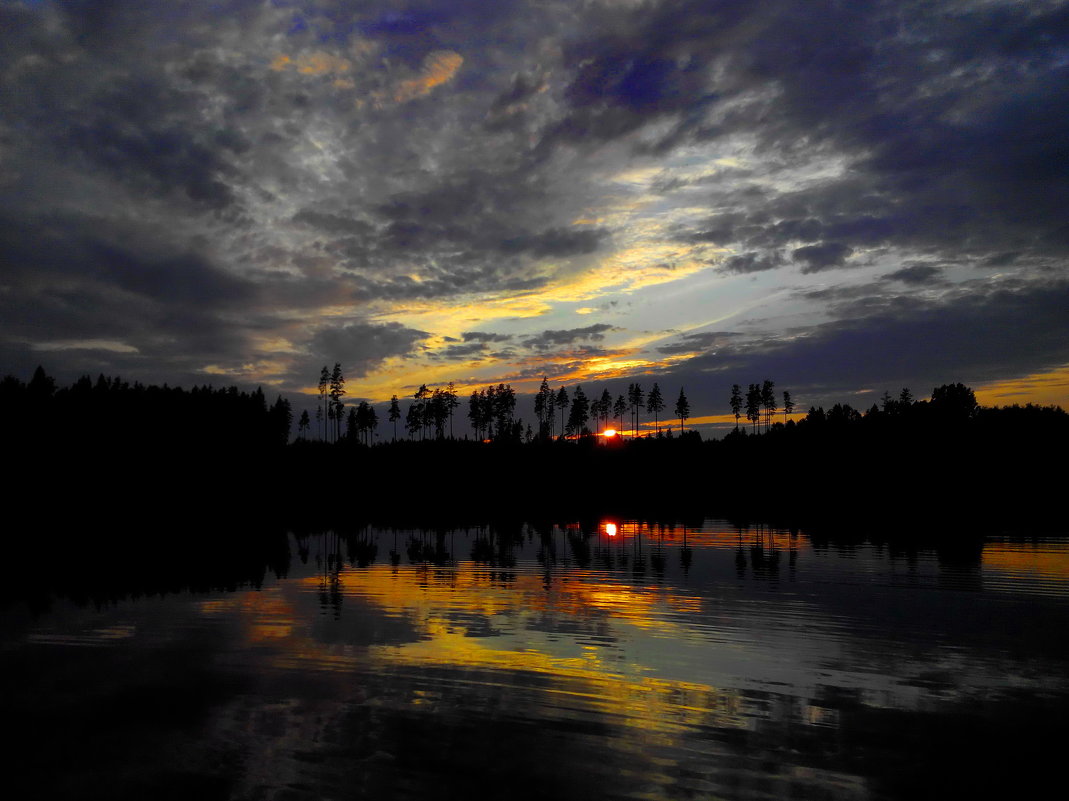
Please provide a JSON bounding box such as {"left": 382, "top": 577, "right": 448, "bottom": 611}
{"left": 3, "top": 365, "right": 1066, "bottom": 526}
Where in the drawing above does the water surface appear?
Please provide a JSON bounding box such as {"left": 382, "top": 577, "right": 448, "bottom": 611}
{"left": 4, "top": 521, "right": 1067, "bottom": 800}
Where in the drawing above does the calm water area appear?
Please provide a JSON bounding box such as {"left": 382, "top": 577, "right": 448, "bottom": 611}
{"left": 4, "top": 520, "right": 1068, "bottom": 801}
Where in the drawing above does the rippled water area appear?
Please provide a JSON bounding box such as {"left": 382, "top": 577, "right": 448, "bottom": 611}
{"left": 4, "top": 521, "right": 1069, "bottom": 801}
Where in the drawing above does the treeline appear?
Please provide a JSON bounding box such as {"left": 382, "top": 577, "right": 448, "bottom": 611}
{"left": 302, "top": 363, "right": 694, "bottom": 445}
{"left": 4, "top": 366, "right": 1067, "bottom": 526}
{"left": 1, "top": 366, "right": 292, "bottom": 451}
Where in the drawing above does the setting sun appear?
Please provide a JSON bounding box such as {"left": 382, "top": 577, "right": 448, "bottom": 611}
{"left": 602, "top": 429, "right": 617, "bottom": 438}
{"left": 604, "top": 522, "right": 618, "bottom": 537}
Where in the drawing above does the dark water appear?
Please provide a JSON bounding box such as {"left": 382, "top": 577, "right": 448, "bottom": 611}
{"left": 3, "top": 521, "right": 1068, "bottom": 801}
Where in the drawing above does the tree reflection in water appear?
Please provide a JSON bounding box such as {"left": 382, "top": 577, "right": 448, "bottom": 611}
{"left": 3, "top": 519, "right": 1068, "bottom": 801}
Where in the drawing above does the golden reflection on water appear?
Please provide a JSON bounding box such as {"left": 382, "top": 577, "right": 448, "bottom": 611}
{"left": 983, "top": 542, "right": 1069, "bottom": 578}
{"left": 16, "top": 521, "right": 1069, "bottom": 801}
{"left": 982, "top": 541, "right": 1069, "bottom": 596}
{"left": 199, "top": 524, "right": 770, "bottom": 741}
{"left": 191, "top": 522, "right": 1069, "bottom": 768}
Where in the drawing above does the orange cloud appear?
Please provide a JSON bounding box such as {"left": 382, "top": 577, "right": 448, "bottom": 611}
{"left": 271, "top": 51, "right": 352, "bottom": 77}
{"left": 393, "top": 50, "right": 463, "bottom": 103}
{"left": 974, "top": 363, "right": 1069, "bottom": 409}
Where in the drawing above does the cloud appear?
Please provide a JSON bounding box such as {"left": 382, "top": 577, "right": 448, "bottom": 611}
{"left": 429, "top": 342, "right": 490, "bottom": 362}
{"left": 292, "top": 210, "right": 374, "bottom": 236}
{"left": 499, "top": 227, "right": 607, "bottom": 258}
{"left": 2, "top": 0, "right": 1067, "bottom": 413}
{"left": 792, "top": 242, "right": 854, "bottom": 273}
{"left": 391, "top": 49, "right": 463, "bottom": 103}
{"left": 662, "top": 278, "right": 1069, "bottom": 410}
{"left": 461, "top": 331, "right": 514, "bottom": 343}
{"left": 271, "top": 51, "right": 352, "bottom": 76}
{"left": 657, "top": 331, "right": 742, "bottom": 356}
{"left": 884, "top": 264, "right": 945, "bottom": 286}
{"left": 720, "top": 252, "right": 784, "bottom": 274}
{"left": 308, "top": 321, "right": 430, "bottom": 379}
{"left": 522, "top": 324, "right": 616, "bottom": 351}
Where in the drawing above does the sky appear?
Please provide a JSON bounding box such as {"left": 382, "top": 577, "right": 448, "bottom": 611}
{"left": 2, "top": 0, "right": 1068, "bottom": 435}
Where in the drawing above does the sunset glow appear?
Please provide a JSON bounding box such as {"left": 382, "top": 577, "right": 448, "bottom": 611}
{"left": 2, "top": 0, "right": 1067, "bottom": 427}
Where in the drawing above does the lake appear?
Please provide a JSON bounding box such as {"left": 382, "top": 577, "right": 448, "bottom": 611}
{"left": 3, "top": 519, "right": 1068, "bottom": 801}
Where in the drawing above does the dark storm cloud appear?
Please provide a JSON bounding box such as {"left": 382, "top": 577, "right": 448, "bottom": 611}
{"left": 62, "top": 92, "right": 239, "bottom": 211}
{"left": 1, "top": 7, "right": 255, "bottom": 215}
{"left": 370, "top": 169, "right": 607, "bottom": 268}
{"left": 2, "top": 0, "right": 1067, "bottom": 398}
{"left": 0, "top": 215, "right": 251, "bottom": 306}
{"left": 536, "top": 0, "right": 745, "bottom": 152}
{"left": 799, "top": 284, "right": 879, "bottom": 304}
{"left": 498, "top": 227, "right": 606, "bottom": 258}
{"left": 884, "top": 264, "right": 945, "bottom": 286}
{"left": 522, "top": 324, "right": 616, "bottom": 351}
{"left": 461, "top": 331, "right": 514, "bottom": 343}
{"left": 720, "top": 252, "right": 784, "bottom": 275}
{"left": 309, "top": 321, "right": 430, "bottom": 379}
{"left": 792, "top": 243, "right": 854, "bottom": 273}
{"left": 0, "top": 214, "right": 254, "bottom": 367}
{"left": 657, "top": 331, "right": 742, "bottom": 356}
{"left": 292, "top": 210, "right": 374, "bottom": 236}
{"left": 638, "top": 0, "right": 1069, "bottom": 272}
{"left": 429, "top": 342, "right": 490, "bottom": 362}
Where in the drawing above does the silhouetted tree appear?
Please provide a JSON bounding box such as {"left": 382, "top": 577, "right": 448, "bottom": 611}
{"left": 761, "top": 379, "right": 776, "bottom": 432}
{"left": 930, "top": 383, "right": 978, "bottom": 423}
{"left": 366, "top": 403, "right": 379, "bottom": 444}
{"left": 628, "top": 383, "right": 644, "bottom": 438}
{"left": 406, "top": 403, "right": 422, "bottom": 439}
{"left": 730, "top": 384, "right": 742, "bottom": 432}
{"left": 467, "top": 390, "right": 482, "bottom": 439}
{"left": 567, "top": 385, "right": 589, "bottom": 438}
{"left": 492, "top": 383, "right": 516, "bottom": 436}
{"left": 613, "top": 394, "right": 627, "bottom": 434}
{"left": 469, "top": 388, "right": 497, "bottom": 439}
{"left": 827, "top": 403, "right": 862, "bottom": 425}
{"left": 599, "top": 388, "right": 612, "bottom": 434}
{"left": 351, "top": 401, "right": 367, "bottom": 444}
{"left": 297, "top": 409, "right": 310, "bottom": 439}
{"left": 429, "top": 388, "right": 449, "bottom": 438}
{"left": 555, "top": 386, "right": 569, "bottom": 441}
{"left": 345, "top": 406, "right": 359, "bottom": 443}
{"left": 28, "top": 365, "right": 55, "bottom": 400}
{"left": 445, "top": 382, "right": 459, "bottom": 438}
{"left": 329, "top": 363, "right": 345, "bottom": 441}
{"left": 414, "top": 384, "right": 430, "bottom": 439}
{"left": 318, "top": 366, "right": 330, "bottom": 441}
{"left": 675, "top": 388, "right": 690, "bottom": 435}
{"left": 487, "top": 385, "right": 502, "bottom": 438}
{"left": 388, "top": 395, "right": 401, "bottom": 441}
{"left": 746, "top": 383, "right": 761, "bottom": 433}
{"left": 534, "top": 376, "right": 552, "bottom": 438}
{"left": 647, "top": 383, "right": 664, "bottom": 436}
{"left": 269, "top": 395, "right": 292, "bottom": 445}
{"left": 783, "top": 390, "right": 794, "bottom": 423}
